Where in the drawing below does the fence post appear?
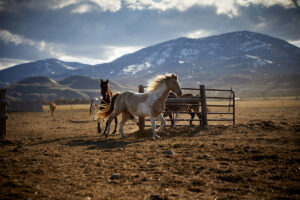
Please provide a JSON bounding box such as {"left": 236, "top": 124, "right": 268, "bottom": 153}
{"left": 138, "top": 85, "right": 145, "bottom": 131}
{"left": 0, "top": 88, "right": 8, "bottom": 139}
{"left": 232, "top": 89, "right": 236, "bottom": 126}
{"left": 200, "top": 85, "right": 208, "bottom": 126}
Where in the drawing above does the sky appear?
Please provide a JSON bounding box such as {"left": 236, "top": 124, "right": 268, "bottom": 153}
{"left": 0, "top": 0, "right": 300, "bottom": 70}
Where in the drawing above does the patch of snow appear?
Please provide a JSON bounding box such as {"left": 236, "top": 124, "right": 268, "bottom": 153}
{"left": 122, "top": 62, "right": 151, "bottom": 75}
{"left": 240, "top": 39, "right": 271, "bottom": 52}
{"left": 156, "top": 58, "right": 165, "bottom": 65}
{"left": 49, "top": 79, "right": 58, "bottom": 84}
{"left": 62, "top": 64, "right": 76, "bottom": 70}
{"left": 245, "top": 54, "right": 273, "bottom": 67}
{"left": 180, "top": 48, "right": 199, "bottom": 57}
{"left": 208, "top": 50, "right": 215, "bottom": 55}
{"left": 219, "top": 56, "right": 233, "bottom": 60}
{"left": 178, "top": 60, "right": 184, "bottom": 64}
{"left": 264, "top": 59, "right": 273, "bottom": 64}
{"left": 110, "top": 70, "right": 115, "bottom": 74}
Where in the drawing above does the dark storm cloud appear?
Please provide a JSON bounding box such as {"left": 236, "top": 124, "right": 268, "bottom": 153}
{"left": 0, "top": 0, "right": 299, "bottom": 68}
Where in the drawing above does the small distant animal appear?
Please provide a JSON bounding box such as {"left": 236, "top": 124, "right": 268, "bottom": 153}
{"left": 49, "top": 102, "right": 56, "bottom": 117}
{"left": 164, "top": 92, "right": 201, "bottom": 127}
{"left": 99, "top": 73, "right": 182, "bottom": 139}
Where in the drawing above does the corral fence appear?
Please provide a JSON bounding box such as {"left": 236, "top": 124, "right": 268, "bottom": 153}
{"left": 138, "top": 84, "right": 235, "bottom": 131}
{"left": 0, "top": 88, "right": 8, "bottom": 138}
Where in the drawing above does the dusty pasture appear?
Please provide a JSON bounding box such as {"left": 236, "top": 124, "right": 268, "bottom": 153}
{"left": 1, "top": 100, "right": 300, "bottom": 200}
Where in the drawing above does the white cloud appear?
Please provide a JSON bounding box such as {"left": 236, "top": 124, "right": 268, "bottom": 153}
{"left": 49, "top": 0, "right": 78, "bottom": 9}
{"left": 0, "top": 29, "right": 48, "bottom": 51}
{"left": 0, "top": 58, "right": 30, "bottom": 70}
{"left": 186, "top": 29, "right": 212, "bottom": 39}
{"left": 90, "top": 0, "right": 121, "bottom": 12}
{"left": 72, "top": 4, "right": 93, "bottom": 13}
{"left": 50, "top": 45, "right": 143, "bottom": 65}
{"left": 124, "top": 0, "right": 294, "bottom": 17}
{"left": 288, "top": 39, "right": 300, "bottom": 48}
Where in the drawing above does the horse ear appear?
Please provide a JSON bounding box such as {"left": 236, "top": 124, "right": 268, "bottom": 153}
{"left": 101, "top": 79, "right": 103, "bottom": 83}
{"left": 106, "top": 79, "right": 109, "bottom": 83}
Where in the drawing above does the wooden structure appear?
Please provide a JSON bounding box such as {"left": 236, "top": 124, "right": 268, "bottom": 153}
{"left": 138, "top": 84, "right": 235, "bottom": 131}
{"left": 0, "top": 89, "right": 8, "bottom": 138}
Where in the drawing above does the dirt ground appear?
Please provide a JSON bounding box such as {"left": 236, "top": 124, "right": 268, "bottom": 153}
{"left": 1, "top": 100, "right": 300, "bottom": 200}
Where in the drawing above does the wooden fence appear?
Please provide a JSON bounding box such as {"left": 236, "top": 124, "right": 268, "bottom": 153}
{"left": 138, "top": 85, "right": 235, "bottom": 131}
{"left": 0, "top": 89, "right": 8, "bottom": 138}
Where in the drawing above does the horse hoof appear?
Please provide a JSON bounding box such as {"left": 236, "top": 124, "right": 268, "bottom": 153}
{"left": 153, "top": 135, "right": 160, "bottom": 139}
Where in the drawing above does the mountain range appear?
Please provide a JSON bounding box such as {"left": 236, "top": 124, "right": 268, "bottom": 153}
{"left": 1, "top": 30, "right": 300, "bottom": 99}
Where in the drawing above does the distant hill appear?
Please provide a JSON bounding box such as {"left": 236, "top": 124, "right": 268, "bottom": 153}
{"left": 1, "top": 31, "right": 300, "bottom": 97}
{"left": 6, "top": 75, "right": 135, "bottom": 103}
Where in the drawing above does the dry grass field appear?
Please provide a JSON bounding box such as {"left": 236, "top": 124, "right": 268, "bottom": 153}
{"left": 1, "top": 99, "right": 300, "bottom": 199}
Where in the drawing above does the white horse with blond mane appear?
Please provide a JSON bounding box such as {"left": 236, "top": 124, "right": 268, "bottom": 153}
{"left": 99, "top": 73, "right": 182, "bottom": 139}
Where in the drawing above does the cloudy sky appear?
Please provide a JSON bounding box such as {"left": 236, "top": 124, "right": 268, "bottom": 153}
{"left": 0, "top": 0, "right": 300, "bottom": 70}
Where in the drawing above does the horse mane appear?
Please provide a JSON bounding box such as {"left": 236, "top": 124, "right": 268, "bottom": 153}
{"left": 146, "top": 73, "right": 177, "bottom": 92}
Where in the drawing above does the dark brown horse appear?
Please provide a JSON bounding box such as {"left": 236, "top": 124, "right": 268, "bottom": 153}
{"left": 164, "top": 92, "right": 201, "bottom": 127}
{"left": 97, "top": 79, "right": 118, "bottom": 134}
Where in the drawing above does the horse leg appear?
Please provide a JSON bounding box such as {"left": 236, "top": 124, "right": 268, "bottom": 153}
{"left": 195, "top": 106, "right": 202, "bottom": 125}
{"left": 157, "top": 114, "right": 166, "bottom": 133}
{"left": 174, "top": 113, "right": 179, "bottom": 127}
{"left": 164, "top": 111, "right": 174, "bottom": 127}
{"left": 169, "top": 112, "right": 175, "bottom": 127}
{"left": 119, "top": 111, "right": 131, "bottom": 138}
{"left": 97, "top": 121, "right": 102, "bottom": 134}
{"left": 150, "top": 117, "right": 159, "bottom": 139}
{"left": 112, "top": 117, "right": 118, "bottom": 135}
{"left": 103, "top": 110, "right": 121, "bottom": 137}
{"left": 189, "top": 111, "right": 195, "bottom": 125}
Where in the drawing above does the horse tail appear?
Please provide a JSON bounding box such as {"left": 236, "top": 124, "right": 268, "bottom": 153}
{"left": 99, "top": 93, "right": 119, "bottom": 119}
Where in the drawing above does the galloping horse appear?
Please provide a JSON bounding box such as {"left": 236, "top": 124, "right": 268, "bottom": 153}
{"left": 164, "top": 92, "right": 201, "bottom": 127}
{"left": 49, "top": 102, "right": 56, "bottom": 117}
{"left": 100, "top": 73, "right": 182, "bottom": 139}
{"left": 96, "top": 79, "right": 118, "bottom": 134}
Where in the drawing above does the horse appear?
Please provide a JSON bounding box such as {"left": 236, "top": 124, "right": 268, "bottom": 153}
{"left": 49, "top": 102, "right": 56, "bottom": 117}
{"left": 96, "top": 79, "right": 118, "bottom": 134}
{"left": 99, "top": 73, "right": 182, "bottom": 139}
{"left": 89, "top": 97, "right": 102, "bottom": 121}
{"left": 164, "top": 92, "right": 201, "bottom": 127}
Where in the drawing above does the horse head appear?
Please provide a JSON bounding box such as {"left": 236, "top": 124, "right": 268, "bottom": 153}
{"left": 100, "top": 79, "right": 111, "bottom": 102}
{"left": 165, "top": 73, "right": 182, "bottom": 96}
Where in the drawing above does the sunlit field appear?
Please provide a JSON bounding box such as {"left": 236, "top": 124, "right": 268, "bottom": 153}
{"left": 1, "top": 99, "right": 300, "bottom": 199}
